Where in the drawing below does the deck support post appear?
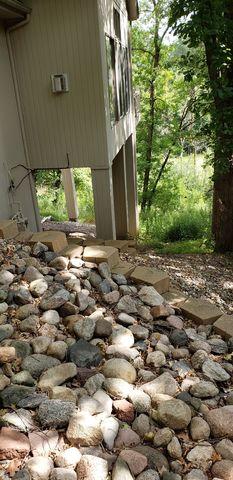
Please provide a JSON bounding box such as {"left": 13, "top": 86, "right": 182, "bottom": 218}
{"left": 112, "top": 146, "right": 129, "bottom": 239}
{"left": 125, "top": 134, "right": 139, "bottom": 237}
{"left": 91, "top": 168, "right": 116, "bottom": 239}
{"left": 61, "top": 168, "right": 78, "bottom": 221}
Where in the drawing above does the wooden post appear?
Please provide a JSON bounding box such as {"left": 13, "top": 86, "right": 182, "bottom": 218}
{"left": 61, "top": 169, "right": 78, "bottom": 221}
{"left": 91, "top": 168, "right": 116, "bottom": 239}
{"left": 112, "top": 146, "right": 129, "bottom": 239}
{"left": 125, "top": 134, "right": 139, "bottom": 237}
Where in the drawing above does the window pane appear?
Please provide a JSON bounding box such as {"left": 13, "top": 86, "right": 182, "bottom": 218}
{"left": 113, "top": 8, "right": 121, "bottom": 41}
{"left": 105, "top": 35, "right": 118, "bottom": 124}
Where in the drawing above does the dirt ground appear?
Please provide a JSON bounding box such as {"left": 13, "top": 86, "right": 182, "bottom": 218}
{"left": 125, "top": 249, "right": 233, "bottom": 315}
{"left": 43, "top": 220, "right": 233, "bottom": 315}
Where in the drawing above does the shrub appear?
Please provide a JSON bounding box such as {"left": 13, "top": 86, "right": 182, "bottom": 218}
{"left": 164, "top": 209, "right": 209, "bottom": 241}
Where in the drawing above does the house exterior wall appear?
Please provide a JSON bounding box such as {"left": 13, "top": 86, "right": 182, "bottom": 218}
{"left": 0, "top": 22, "right": 39, "bottom": 230}
{"left": 10, "top": 0, "right": 109, "bottom": 170}
{"left": 98, "top": 0, "right": 135, "bottom": 164}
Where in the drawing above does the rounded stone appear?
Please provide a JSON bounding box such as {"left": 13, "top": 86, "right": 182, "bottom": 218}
{"left": 212, "top": 460, "right": 233, "bottom": 480}
{"left": 104, "top": 378, "right": 133, "bottom": 399}
{"left": 119, "top": 449, "right": 148, "bottom": 476}
{"left": 66, "top": 412, "right": 103, "bottom": 446}
{"left": 190, "top": 381, "right": 219, "bottom": 398}
{"left": 40, "top": 310, "right": 60, "bottom": 325}
{"left": 76, "top": 455, "right": 108, "bottom": 480}
{"left": 190, "top": 417, "right": 210, "bottom": 441}
{"left": 205, "top": 406, "right": 233, "bottom": 438}
{"left": 167, "top": 436, "right": 182, "bottom": 459}
{"left": 157, "top": 399, "right": 192, "bottom": 430}
{"left": 47, "top": 341, "right": 67, "bottom": 361}
{"left": 110, "top": 326, "right": 135, "bottom": 348}
{"left": 38, "top": 399, "right": 75, "bottom": 428}
{"left": 186, "top": 445, "right": 214, "bottom": 468}
{"left": 146, "top": 351, "right": 166, "bottom": 368}
{"left": 102, "top": 358, "right": 136, "bottom": 384}
{"left": 50, "top": 468, "right": 76, "bottom": 480}
{"left": 153, "top": 428, "right": 173, "bottom": 447}
{"left": 202, "top": 359, "right": 230, "bottom": 382}
{"left": 26, "top": 456, "right": 54, "bottom": 480}
{"left": 55, "top": 447, "right": 82, "bottom": 468}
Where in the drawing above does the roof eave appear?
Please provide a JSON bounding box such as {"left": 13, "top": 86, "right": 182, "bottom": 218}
{"left": 0, "top": 0, "right": 31, "bottom": 21}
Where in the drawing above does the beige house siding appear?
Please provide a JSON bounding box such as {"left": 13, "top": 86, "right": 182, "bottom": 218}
{"left": 0, "top": 23, "right": 39, "bottom": 230}
{"left": 98, "top": 0, "right": 135, "bottom": 164}
{"left": 10, "top": 0, "right": 109, "bottom": 170}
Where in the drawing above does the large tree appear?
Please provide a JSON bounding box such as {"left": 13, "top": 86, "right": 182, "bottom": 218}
{"left": 170, "top": 0, "right": 233, "bottom": 251}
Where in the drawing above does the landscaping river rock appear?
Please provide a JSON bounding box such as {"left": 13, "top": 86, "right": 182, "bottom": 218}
{"left": 0, "top": 237, "right": 232, "bottom": 480}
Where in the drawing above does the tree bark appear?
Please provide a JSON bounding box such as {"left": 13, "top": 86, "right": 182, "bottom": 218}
{"left": 204, "top": 2, "right": 233, "bottom": 252}
{"left": 212, "top": 168, "right": 233, "bottom": 251}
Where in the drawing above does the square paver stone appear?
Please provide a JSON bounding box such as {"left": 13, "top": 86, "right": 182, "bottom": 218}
{"left": 83, "top": 245, "right": 119, "bottom": 267}
{"left": 0, "top": 220, "right": 18, "bottom": 239}
{"left": 15, "top": 230, "right": 33, "bottom": 243}
{"left": 130, "top": 266, "right": 169, "bottom": 294}
{"left": 181, "top": 298, "right": 222, "bottom": 325}
{"left": 30, "top": 231, "right": 68, "bottom": 252}
{"left": 83, "top": 238, "right": 105, "bottom": 246}
{"left": 213, "top": 314, "right": 233, "bottom": 340}
{"left": 105, "top": 240, "right": 129, "bottom": 251}
{"left": 163, "top": 289, "right": 187, "bottom": 306}
{"left": 111, "top": 261, "right": 136, "bottom": 277}
{"left": 60, "top": 245, "right": 83, "bottom": 259}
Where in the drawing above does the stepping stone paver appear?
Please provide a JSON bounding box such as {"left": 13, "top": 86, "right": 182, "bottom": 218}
{"left": 0, "top": 220, "right": 18, "bottom": 239}
{"left": 83, "top": 246, "right": 119, "bottom": 267}
{"left": 213, "top": 314, "right": 233, "bottom": 339}
{"left": 15, "top": 230, "right": 33, "bottom": 242}
{"left": 181, "top": 298, "right": 222, "bottom": 325}
{"left": 130, "top": 266, "right": 169, "bottom": 294}
{"left": 83, "top": 238, "right": 104, "bottom": 246}
{"left": 163, "top": 289, "right": 187, "bottom": 306}
{"left": 30, "top": 231, "right": 68, "bottom": 252}
{"left": 60, "top": 245, "right": 83, "bottom": 259}
{"left": 111, "top": 261, "right": 135, "bottom": 278}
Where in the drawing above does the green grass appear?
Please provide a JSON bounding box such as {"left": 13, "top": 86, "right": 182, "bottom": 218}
{"left": 144, "top": 239, "right": 214, "bottom": 254}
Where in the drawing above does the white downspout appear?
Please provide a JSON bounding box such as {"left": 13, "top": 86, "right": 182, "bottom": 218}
{"left": 6, "top": 14, "right": 42, "bottom": 231}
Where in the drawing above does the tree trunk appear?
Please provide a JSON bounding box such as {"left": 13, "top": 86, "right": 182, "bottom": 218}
{"left": 141, "top": 80, "right": 155, "bottom": 211}
{"left": 212, "top": 167, "right": 233, "bottom": 251}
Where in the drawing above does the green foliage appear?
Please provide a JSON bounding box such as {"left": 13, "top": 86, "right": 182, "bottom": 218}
{"left": 169, "top": 0, "right": 233, "bottom": 173}
{"left": 139, "top": 154, "right": 212, "bottom": 246}
{"left": 35, "top": 168, "right": 94, "bottom": 224}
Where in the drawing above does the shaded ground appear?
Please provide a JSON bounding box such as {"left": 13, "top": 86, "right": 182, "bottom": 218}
{"left": 42, "top": 220, "right": 233, "bottom": 314}
{"left": 124, "top": 250, "right": 233, "bottom": 314}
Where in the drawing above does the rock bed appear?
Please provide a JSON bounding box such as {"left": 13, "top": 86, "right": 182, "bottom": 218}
{"left": 0, "top": 239, "right": 232, "bottom": 480}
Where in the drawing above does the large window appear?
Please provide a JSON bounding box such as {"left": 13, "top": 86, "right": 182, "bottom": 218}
{"left": 105, "top": 7, "right": 130, "bottom": 125}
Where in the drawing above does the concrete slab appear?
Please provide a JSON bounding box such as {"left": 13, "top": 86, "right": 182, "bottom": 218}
{"left": 15, "top": 231, "right": 33, "bottom": 243}
{"left": 83, "top": 245, "right": 119, "bottom": 267}
{"left": 83, "top": 238, "right": 105, "bottom": 246}
{"left": 213, "top": 314, "right": 233, "bottom": 339}
{"left": 0, "top": 220, "right": 18, "bottom": 239}
{"left": 111, "top": 261, "right": 135, "bottom": 277}
{"left": 67, "top": 237, "right": 84, "bottom": 246}
{"left": 29, "top": 231, "right": 68, "bottom": 252}
{"left": 60, "top": 245, "right": 83, "bottom": 259}
{"left": 105, "top": 240, "right": 129, "bottom": 250}
{"left": 163, "top": 289, "right": 187, "bottom": 306}
{"left": 130, "top": 266, "right": 169, "bottom": 294}
{"left": 181, "top": 298, "right": 222, "bottom": 325}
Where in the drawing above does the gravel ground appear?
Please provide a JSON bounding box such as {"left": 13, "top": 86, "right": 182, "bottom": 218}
{"left": 42, "top": 221, "right": 233, "bottom": 314}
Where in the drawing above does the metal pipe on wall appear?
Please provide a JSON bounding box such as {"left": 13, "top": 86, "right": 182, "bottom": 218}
{"left": 6, "top": 14, "right": 42, "bottom": 231}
